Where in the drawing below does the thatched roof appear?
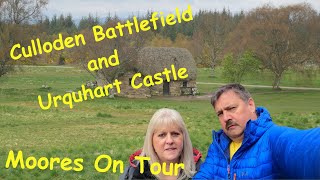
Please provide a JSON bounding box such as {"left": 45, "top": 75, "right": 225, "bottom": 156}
{"left": 134, "top": 47, "right": 197, "bottom": 80}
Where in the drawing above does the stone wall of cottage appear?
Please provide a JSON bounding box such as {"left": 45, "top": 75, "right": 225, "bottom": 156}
{"left": 117, "top": 72, "right": 151, "bottom": 98}
{"left": 180, "top": 80, "right": 198, "bottom": 95}
{"left": 100, "top": 72, "right": 198, "bottom": 98}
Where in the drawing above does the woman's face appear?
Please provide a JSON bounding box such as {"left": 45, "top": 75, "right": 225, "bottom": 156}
{"left": 152, "top": 123, "right": 184, "bottom": 164}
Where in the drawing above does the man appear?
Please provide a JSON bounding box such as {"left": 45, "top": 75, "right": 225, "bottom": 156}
{"left": 194, "top": 83, "right": 320, "bottom": 179}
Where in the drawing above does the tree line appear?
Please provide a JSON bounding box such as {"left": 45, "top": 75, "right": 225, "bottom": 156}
{"left": 1, "top": 0, "right": 319, "bottom": 89}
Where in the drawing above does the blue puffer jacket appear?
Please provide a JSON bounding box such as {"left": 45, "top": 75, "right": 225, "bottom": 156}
{"left": 194, "top": 107, "right": 320, "bottom": 179}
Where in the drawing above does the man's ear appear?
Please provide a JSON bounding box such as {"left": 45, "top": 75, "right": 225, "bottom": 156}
{"left": 248, "top": 98, "right": 256, "bottom": 113}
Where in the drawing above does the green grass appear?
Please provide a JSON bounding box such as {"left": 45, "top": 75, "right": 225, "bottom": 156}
{"left": 197, "top": 67, "right": 320, "bottom": 88}
{"left": 0, "top": 66, "right": 319, "bottom": 179}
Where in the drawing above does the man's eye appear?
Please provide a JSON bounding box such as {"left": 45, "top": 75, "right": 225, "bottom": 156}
{"left": 217, "top": 112, "right": 222, "bottom": 117}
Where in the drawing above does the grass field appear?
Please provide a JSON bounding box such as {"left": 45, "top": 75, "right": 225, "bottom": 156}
{"left": 197, "top": 67, "right": 320, "bottom": 88}
{"left": 0, "top": 66, "right": 319, "bottom": 179}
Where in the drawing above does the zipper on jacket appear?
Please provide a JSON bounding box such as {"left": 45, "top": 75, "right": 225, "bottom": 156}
{"left": 214, "top": 133, "right": 232, "bottom": 180}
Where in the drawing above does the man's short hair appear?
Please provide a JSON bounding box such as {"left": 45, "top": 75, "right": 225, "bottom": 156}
{"left": 211, "top": 83, "right": 252, "bottom": 108}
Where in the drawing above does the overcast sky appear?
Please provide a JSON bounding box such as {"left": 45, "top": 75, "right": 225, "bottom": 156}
{"left": 45, "top": 0, "right": 320, "bottom": 20}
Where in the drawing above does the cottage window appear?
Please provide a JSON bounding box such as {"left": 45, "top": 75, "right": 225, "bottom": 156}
{"left": 183, "top": 81, "right": 188, "bottom": 87}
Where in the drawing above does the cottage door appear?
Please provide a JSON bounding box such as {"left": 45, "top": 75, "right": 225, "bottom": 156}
{"left": 163, "top": 81, "right": 170, "bottom": 95}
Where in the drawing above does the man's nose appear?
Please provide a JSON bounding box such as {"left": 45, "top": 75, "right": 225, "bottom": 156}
{"left": 222, "top": 111, "right": 232, "bottom": 122}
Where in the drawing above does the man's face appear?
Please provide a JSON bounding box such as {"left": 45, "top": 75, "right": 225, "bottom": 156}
{"left": 214, "top": 90, "right": 257, "bottom": 142}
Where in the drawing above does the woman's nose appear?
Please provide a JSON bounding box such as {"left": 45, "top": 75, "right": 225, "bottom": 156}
{"left": 165, "top": 135, "right": 174, "bottom": 144}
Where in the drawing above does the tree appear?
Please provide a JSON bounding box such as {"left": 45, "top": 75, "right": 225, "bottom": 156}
{"left": 0, "top": 25, "right": 14, "bottom": 77}
{"left": 221, "top": 51, "right": 261, "bottom": 83}
{"left": 192, "top": 9, "right": 235, "bottom": 71}
{"left": 227, "top": 3, "right": 320, "bottom": 89}
{"left": 1, "top": 0, "right": 48, "bottom": 24}
{"left": 63, "top": 14, "right": 77, "bottom": 34}
{"left": 72, "top": 16, "right": 151, "bottom": 96}
{"left": 0, "top": 0, "right": 48, "bottom": 77}
{"left": 78, "top": 14, "right": 100, "bottom": 30}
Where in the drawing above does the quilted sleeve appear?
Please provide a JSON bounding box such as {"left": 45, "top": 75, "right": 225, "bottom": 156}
{"left": 270, "top": 126, "right": 320, "bottom": 178}
{"left": 193, "top": 143, "right": 217, "bottom": 179}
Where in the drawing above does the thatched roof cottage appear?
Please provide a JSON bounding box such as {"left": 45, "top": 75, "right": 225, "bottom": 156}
{"left": 98, "top": 47, "right": 197, "bottom": 98}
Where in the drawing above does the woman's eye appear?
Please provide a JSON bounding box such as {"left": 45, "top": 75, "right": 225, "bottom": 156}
{"left": 172, "top": 132, "right": 180, "bottom": 137}
{"left": 158, "top": 133, "right": 165, "bottom": 137}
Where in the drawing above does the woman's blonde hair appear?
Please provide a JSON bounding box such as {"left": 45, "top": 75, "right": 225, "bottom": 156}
{"left": 141, "top": 108, "right": 196, "bottom": 179}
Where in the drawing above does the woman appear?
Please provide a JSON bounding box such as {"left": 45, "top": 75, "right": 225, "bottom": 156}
{"left": 120, "top": 108, "right": 202, "bottom": 180}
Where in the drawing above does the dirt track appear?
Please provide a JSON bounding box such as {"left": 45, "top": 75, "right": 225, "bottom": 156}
{"left": 197, "top": 82, "right": 320, "bottom": 91}
{"left": 158, "top": 82, "right": 320, "bottom": 101}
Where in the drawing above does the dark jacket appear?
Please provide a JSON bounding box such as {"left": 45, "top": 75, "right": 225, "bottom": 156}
{"left": 120, "top": 148, "right": 202, "bottom": 180}
{"left": 194, "top": 107, "right": 320, "bottom": 179}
